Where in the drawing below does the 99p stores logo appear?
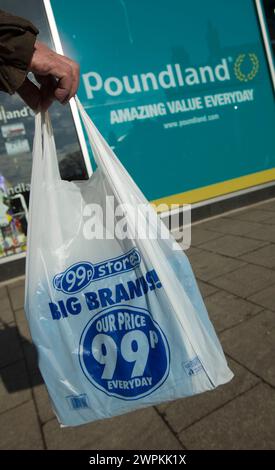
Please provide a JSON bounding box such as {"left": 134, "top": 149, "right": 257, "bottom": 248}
{"left": 53, "top": 248, "right": 141, "bottom": 294}
{"left": 79, "top": 305, "right": 170, "bottom": 400}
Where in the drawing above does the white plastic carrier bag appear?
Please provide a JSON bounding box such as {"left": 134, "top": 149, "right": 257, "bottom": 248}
{"left": 25, "top": 98, "right": 233, "bottom": 427}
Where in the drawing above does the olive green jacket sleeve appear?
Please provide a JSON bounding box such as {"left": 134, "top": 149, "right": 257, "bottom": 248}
{"left": 0, "top": 9, "right": 38, "bottom": 94}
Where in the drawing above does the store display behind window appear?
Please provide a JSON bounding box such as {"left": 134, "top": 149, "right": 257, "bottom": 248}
{"left": 0, "top": 0, "right": 88, "bottom": 261}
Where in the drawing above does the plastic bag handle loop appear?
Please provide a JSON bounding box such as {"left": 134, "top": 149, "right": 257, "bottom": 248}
{"left": 34, "top": 110, "right": 61, "bottom": 183}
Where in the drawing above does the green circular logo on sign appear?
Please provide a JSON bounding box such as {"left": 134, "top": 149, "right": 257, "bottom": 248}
{"left": 234, "top": 53, "right": 259, "bottom": 82}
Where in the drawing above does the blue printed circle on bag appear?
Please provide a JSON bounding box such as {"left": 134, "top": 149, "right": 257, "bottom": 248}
{"left": 79, "top": 305, "right": 170, "bottom": 400}
{"left": 53, "top": 262, "right": 94, "bottom": 294}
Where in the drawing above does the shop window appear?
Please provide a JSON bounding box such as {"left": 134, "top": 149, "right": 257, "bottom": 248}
{"left": 0, "top": 0, "right": 88, "bottom": 261}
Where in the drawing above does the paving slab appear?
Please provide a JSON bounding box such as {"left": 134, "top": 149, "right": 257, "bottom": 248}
{"left": 210, "top": 264, "right": 275, "bottom": 298}
{"left": 157, "top": 358, "right": 259, "bottom": 433}
{"left": 0, "top": 286, "right": 7, "bottom": 299}
{"left": 197, "top": 281, "right": 218, "bottom": 298}
{"left": 240, "top": 244, "right": 275, "bottom": 269}
{"left": 29, "top": 369, "right": 45, "bottom": 388}
{"left": 199, "top": 234, "right": 268, "bottom": 258}
{"left": 185, "top": 246, "right": 202, "bottom": 261}
{"left": 199, "top": 217, "right": 263, "bottom": 236}
{"left": 0, "top": 322, "right": 23, "bottom": 368}
{"left": 179, "top": 383, "right": 275, "bottom": 449}
{"left": 226, "top": 208, "right": 272, "bottom": 223}
{"left": 22, "top": 340, "right": 40, "bottom": 378}
{"left": 248, "top": 284, "right": 275, "bottom": 312}
{"left": 260, "top": 200, "right": 275, "bottom": 211}
{"left": 33, "top": 383, "right": 55, "bottom": 424}
{"left": 44, "top": 407, "right": 182, "bottom": 450}
{"left": 14, "top": 308, "right": 31, "bottom": 343}
{"left": 245, "top": 224, "right": 275, "bottom": 243}
{"left": 205, "top": 290, "right": 262, "bottom": 332}
{"left": 8, "top": 280, "right": 25, "bottom": 311}
{"left": 221, "top": 310, "right": 275, "bottom": 386}
{"left": 0, "top": 400, "right": 44, "bottom": 449}
{"left": 261, "top": 215, "right": 275, "bottom": 225}
{"left": 0, "top": 287, "right": 14, "bottom": 324}
{"left": 0, "top": 360, "right": 31, "bottom": 414}
{"left": 6, "top": 279, "right": 25, "bottom": 288}
{"left": 186, "top": 249, "right": 246, "bottom": 282}
{"left": 189, "top": 227, "right": 222, "bottom": 246}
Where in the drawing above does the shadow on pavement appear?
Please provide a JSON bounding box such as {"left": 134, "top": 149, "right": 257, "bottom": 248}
{"left": 0, "top": 322, "right": 43, "bottom": 392}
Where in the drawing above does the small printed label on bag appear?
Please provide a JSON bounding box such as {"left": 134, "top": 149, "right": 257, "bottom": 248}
{"left": 66, "top": 394, "right": 90, "bottom": 410}
{"left": 183, "top": 357, "right": 203, "bottom": 376}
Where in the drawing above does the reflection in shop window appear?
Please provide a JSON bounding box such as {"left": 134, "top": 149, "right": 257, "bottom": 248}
{"left": 262, "top": 0, "right": 275, "bottom": 56}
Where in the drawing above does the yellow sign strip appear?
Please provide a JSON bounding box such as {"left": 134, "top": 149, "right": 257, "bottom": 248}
{"left": 152, "top": 168, "right": 275, "bottom": 211}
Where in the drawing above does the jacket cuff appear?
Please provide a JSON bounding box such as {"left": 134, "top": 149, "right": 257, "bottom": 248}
{"left": 0, "top": 14, "right": 38, "bottom": 93}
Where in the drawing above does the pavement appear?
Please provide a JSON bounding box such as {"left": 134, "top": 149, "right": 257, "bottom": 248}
{"left": 0, "top": 197, "right": 275, "bottom": 450}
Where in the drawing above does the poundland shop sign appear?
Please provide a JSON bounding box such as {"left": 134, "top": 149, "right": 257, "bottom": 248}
{"left": 83, "top": 54, "right": 259, "bottom": 99}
